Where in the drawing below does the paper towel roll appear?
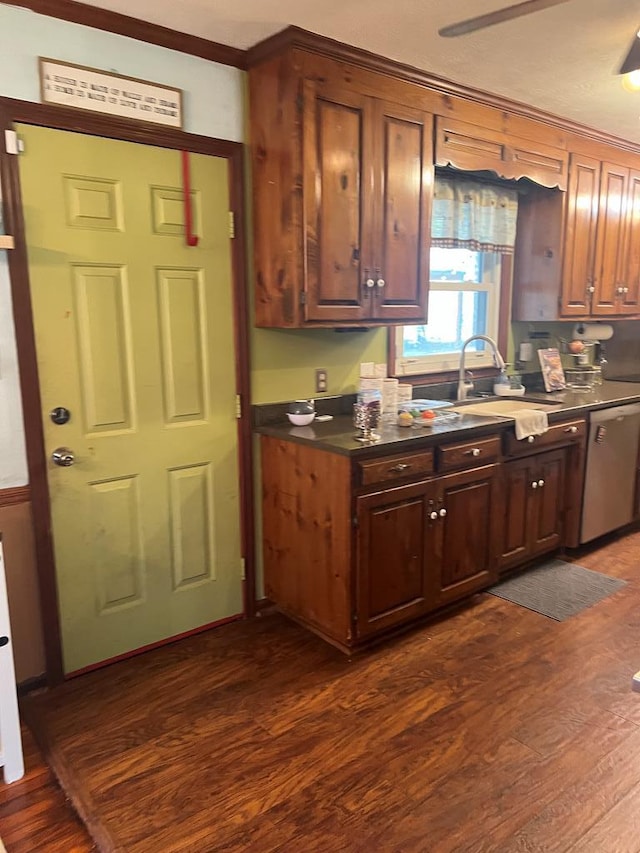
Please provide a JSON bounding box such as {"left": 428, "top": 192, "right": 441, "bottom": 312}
{"left": 572, "top": 322, "right": 614, "bottom": 341}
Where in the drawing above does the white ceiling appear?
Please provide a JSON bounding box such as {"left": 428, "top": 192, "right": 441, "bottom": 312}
{"left": 78, "top": 0, "right": 640, "bottom": 143}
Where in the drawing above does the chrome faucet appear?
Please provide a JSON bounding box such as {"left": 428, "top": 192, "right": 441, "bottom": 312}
{"left": 457, "top": 335, "right": 506, "bottom": 401}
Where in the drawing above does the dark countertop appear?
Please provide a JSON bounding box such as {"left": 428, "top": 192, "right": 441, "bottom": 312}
{"left": 254, "top": 380, "right": 640, "bottom": 458}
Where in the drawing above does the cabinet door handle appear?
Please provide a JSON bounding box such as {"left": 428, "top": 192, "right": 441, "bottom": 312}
{"left": 439, "top": 508, "right": 447, "bottom": 518}
{"left": 538, "top": 479, "right": 545, "bottom": 487}
{"left": 531, "top": 481, "right": 538, "bottom": 489}
{"left": 527, "top": 435, "right": 535, "bottom": 443}
{"left": 429, "top": 511, "right": 439, "bottom": 520}
{"left": 389, "top": 463, "right": 411, "bottom": 473}
{"left": 376, "top": 278, "right": 385, "bottom": 288}
{"left": 564, "top": 426, "right": 578, "bottom": 434}
{"left": 623, "top": 287, "right": 629, "bottom": 294}
{"left": 365, "top": 278, "right": 375, "bottom": 289}
{"left": 464, "top": 448, "right": 481, "bottom": 457}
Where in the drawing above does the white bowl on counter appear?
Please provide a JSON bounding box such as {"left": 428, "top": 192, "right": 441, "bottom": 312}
{"left": 287, "top": 412, "right": 316, "bottom": 426}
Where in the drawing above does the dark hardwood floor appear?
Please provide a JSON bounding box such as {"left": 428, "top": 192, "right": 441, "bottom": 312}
{"left": 4, "top": 529, "right": 640, "bottom": 852}
{"left": 0, "top": 726, "right": 95, "bottom": 851}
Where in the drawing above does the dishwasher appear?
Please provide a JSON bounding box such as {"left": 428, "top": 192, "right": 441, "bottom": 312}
{"left": 580, "top": 402, "right": 640, "bottom": 543}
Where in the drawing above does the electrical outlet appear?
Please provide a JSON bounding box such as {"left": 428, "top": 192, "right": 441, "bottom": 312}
{"left": 315, "top": 368, "right": 328, "bottom": 394}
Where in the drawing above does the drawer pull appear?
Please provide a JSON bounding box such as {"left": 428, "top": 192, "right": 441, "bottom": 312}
{"left": 464, "top": 448, "right": 481, "bottom": 457}
{"left": 389, "top": 463, "right": 411, "bottom": 473}
{"left": 564, "top": 426, "right": 579, "bottom": 434}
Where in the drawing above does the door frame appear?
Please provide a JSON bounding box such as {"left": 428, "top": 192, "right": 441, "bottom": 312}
{"left": 0, "top": 96, "right": 255, "bottom": 684}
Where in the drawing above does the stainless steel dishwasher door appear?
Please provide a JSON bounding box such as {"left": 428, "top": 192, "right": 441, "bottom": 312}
{"left": 580, "top": 402, "right": 640, "bottom": 543}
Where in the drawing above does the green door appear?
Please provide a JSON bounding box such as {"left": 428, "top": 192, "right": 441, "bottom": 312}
{"left": 18, "top": 124, "right": 244, "bottom": 674}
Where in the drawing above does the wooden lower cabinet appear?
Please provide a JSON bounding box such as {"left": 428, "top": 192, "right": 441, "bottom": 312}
{"left": 498, "top": 448, "right": 566, "bottom": 572}
{"left": 260, "top": 424, "right": 583, "bottom": 651}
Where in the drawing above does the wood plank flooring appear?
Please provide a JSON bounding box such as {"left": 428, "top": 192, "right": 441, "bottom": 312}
{"left": 0, "top": 726, "right": 95, "bottom": 852}
{"left": 7, "top": 529, "right": 640, "bottom": 852}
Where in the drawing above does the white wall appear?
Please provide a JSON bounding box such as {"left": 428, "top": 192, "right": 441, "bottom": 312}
{"left": 0, "top": 3, "right": 244, "bottom": 488}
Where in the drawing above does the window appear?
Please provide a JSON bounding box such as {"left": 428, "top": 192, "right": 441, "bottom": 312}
{"left": 392, "top": 174, "right": 518, "bottom": 377}
{"left": 394, "top": 247, "right": 503, "bottom": 375}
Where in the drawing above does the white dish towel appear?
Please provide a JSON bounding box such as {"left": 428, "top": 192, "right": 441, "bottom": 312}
{"left": 513, "top": 409, "right": 549, "bottom": 440}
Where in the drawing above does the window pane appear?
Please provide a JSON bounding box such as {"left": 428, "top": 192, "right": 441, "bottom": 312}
{"left": 401, "top": 290, "right": 488, "bottom": 357}
{"left": 430, "top": 248, "right": 482, "bottom": 283}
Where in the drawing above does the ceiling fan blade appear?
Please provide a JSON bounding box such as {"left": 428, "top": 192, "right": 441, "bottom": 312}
{"left": 439, "top": 0, "right": 573, "bottom": 38}
{"left": 619, "top": 30, "right": 640, "bottom": 75}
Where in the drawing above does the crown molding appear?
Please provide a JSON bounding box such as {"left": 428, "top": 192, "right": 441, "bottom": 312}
{"left": 247, "top": 26, "right": 640, "bottom": 155}
{"left": 3, "top": 0, "right": 246, "bottom": 68}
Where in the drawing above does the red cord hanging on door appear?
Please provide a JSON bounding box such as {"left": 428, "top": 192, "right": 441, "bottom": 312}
{"left": 181, "top": 151, "right": 199, "bottom": 247}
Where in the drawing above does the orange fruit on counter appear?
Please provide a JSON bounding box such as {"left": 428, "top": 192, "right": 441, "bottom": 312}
{"left": 568, "top": 340, "right": 585, "bottom": 354}
{"left": 421, "top": 409, "right": 436, "bottom": 420}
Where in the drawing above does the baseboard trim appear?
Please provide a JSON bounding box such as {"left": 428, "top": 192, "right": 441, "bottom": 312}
{"left": 17, "top": 673, "right": 47, "bottom": 696}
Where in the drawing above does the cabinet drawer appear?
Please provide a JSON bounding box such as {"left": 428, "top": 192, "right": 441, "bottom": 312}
{"left": 357, "top": 450, "right": 434, "bottom": 486}
{"left": 438, "top": 435, "right": 501, "bottom": 472}
{"left": 504, "top": 418, "right": 586, "bottom": 456}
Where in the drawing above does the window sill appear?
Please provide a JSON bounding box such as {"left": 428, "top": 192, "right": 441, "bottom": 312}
{"left": 390, "top": 367, "right": 501, "bottom": 384}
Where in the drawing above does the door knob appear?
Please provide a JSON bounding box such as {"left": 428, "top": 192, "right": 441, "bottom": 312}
{"left": 52, "top": 447, "right": 75, "bottom": 467}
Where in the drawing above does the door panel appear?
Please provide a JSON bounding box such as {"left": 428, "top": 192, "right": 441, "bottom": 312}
{"left": 619, "top": 170, "right": 640, "bottom": 314}
{"left": 530, "top": 450, "right": 565, "bottom": 557}
{"left": 561, "top": 155, "right": 600, "bottom": 316}
{"left": 499, "top": 458, "right": 533, "bottom": 571}
{"left": 303, "top": 82, "right": 374, "bottom": 322}
{"left": 593, "top": 162, "right": 629, "bottom": 315}
{"left": 436, "top": 466, "right": 498, "bottom": 603}
{"left": 18, "top": 124, "right": 243, "bottom": 673}
{"left": 374, "top": 102, "right": 432, "bottom": 320}
{"left": 356, "top": 481, "right": 433, "bottom": 638}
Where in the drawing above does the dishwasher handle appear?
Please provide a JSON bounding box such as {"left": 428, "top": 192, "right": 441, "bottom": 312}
{"left": 589, "top": 403, "right": 640, "bottom": 425}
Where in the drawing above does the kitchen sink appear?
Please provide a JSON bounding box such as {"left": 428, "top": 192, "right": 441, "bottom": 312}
{"left": 450, "top": 398, "right": 564, "bottom": 417}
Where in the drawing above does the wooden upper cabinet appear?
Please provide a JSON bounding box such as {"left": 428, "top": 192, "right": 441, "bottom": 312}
{"left": 560, "top": 154, "right": 600, "bottom": 316}
{"left": 302, "top": 82, "right": 433, "bottom": 324}
{"left": 435, "top": 117, "right": 568, "bottom": 190}
{"left": 249, "top": 50, "right": 433, "bottom": 328}
{"left": 560, "top": 155, "right": 640, "bottom": 318}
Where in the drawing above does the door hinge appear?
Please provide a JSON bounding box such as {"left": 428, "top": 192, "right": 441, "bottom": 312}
{"left": 229, "top": 211, "right": 235, "bottom": 239}
{"left": 296, "top": 93, "right": 303, "bottom": 113}
{"left": 235, "top": 394, "right": 242, "bottom": 419}
{"left": 240, "top": 557, "right": 246, "bottom": 581}
{"left": 299, "top": 291, "right": 307, "bottom": 306}
{"left": 4, "top": 130, "right": 23, "bottom": 155}
{"left": 352, "top": 515, "right": 359, "bottom": 528}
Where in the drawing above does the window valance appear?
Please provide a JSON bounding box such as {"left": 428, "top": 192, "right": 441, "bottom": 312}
{"left": 431, "top": 177, "right": 519, "bottom": 255}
